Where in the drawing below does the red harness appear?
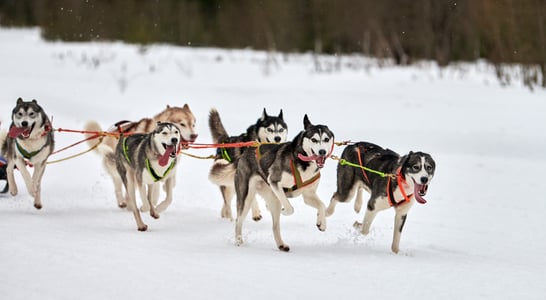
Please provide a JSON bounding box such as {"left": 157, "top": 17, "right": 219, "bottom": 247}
{"left": 386, "top": 168, "right": 413, "bottom": 207}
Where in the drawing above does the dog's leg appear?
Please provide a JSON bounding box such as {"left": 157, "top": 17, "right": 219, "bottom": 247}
{"left": 30, "top": 162, "right": 47, "bottom": 209}
{"left": 140, "top": 184, "right": 151, "bottom": 212}
{"left": 6, "top": 160, "right": 18, "bottom": 196}
{"left": 303, "top": 189, "right": 327, "bottom": 231}
{"left": 326, "top": 181, "right": 360, "bottom": 217}
{"left": 126, "top": 176, "right": 147, "bottom": 231}
{"left": 250, "top": 196, "right": 262, "bottom": 222}
{"left": 358, "top": 195, "right": 389, "bottom": 235}
{"left": 146, "top": 184, "right": 160, "bottom": 219}
{"left": 259, "top": 188, "right": 289, "bottom": 251}
{"left": 14, "top": 158, "right": 34, "bottom": 197}
{"left": 234, "top": 174, "right": 256, "bottom": 246}
{"left": 354, "top": 188, "right": 364, "bottom": 214}
{"left": 391, "top": 204, "right": 412, "bottom": 254}
{"left": 234, "top": 193, "right": 253, "bottom": 247}
{"left": 269, "top": 181, "right": 294, "bottom": 216}
{"left": 220, "top": 185, "right": 234, "bottom": 221}
{"left": 155, "top": 178, "right": 174, "bottom": 214}
{"left": 105, "top": 158, "right": 126, "bottom": 208}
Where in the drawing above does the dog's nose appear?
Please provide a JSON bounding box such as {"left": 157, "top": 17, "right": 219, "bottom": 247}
{"left": 171, "top": 137, "right": 178, "bottom": 145}
{"left": 420, "top": 177, "right": 429, "bottom": 184}
{"left": 21, "top": 121, "right": 28, "bottom": 127}
{"left": 190, "top": 134, "right": 198, "bottom": 141}
{"left": 318, "top": 149, "right": 327, "bottom": 156}
{"left": 274, "top": 136, "right": 281, "bottom": 143}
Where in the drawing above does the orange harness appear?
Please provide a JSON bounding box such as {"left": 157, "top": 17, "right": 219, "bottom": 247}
{"left": 386, "top": 168, "right": 413, "bottom": 207}
{"left": 283, "top": 160, "right": 321, "bottom": 193}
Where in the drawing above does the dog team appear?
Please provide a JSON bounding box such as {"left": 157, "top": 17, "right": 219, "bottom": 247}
{"left": 0, "top": 97, "right": 436, "bottom": 254}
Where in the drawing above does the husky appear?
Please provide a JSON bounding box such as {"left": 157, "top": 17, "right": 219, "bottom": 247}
{"left": 208, "top": 108, "right": 288, "bottom": 221}
{"left": 326, "top": 141, "right": 436, "bottom": 253}
{"left": 84, "top": 104, "right": 198, "bottom": 210}
{"left": 114, "top": 122, "right": 181, "bottom": 231}
{"left": 234, "top": 115, "right": 334, "bottom": 251}
{"left": 0, "top": 98, "right": 54, "bottom": 209}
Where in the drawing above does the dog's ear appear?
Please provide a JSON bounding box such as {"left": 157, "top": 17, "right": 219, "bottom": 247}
{"left": 261, "top": 108, "right": 268, "bottom": 121}
{"left": 278, "top": 109, "right": 284, "bottom": 120}
{"left": 303, "top": 114, "right": 312, "bottom": 130}
{"left": 17, "top": 98, "right": 23, "bottom": 105}
{"left": 32, "top": 99, "right": 37, "bottom": 104}
{"left": 183, "top": 104, "right": 189, "bottom": 110}
{"left": 166, "top": 105, "right": 171, "bottom": 109}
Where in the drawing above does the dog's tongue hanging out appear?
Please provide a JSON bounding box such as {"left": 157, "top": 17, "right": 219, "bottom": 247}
{"left": 413, "top": 182, "right": 428, "bottom": 204}
{"left": 158, "top": 145, "right": 175, "bottom": 167}
{"left": 9, "top": 126, "right": 31, "bottom": 138}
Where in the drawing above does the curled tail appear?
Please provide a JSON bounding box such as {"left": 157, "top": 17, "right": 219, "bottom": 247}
{"left": 83, "top": 120, "right": 116, "bottom": 156}
{"left": 208, "top": 108, "right": 229, "bottom": 144}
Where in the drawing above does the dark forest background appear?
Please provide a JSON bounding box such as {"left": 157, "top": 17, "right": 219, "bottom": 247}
{"left": 1, "top": 0, "right": 546, "bottom": 88}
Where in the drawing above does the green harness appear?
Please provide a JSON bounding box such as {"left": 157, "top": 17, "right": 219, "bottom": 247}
{"left": 122, "top": 137, "right": 176, "bottom": 182}
{"left": 16, "top": 140, "right": 45, "bottom": 160}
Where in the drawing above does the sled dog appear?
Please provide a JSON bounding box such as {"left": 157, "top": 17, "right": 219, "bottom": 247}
{"left": 84, "top": 104, "right": 197, "bottom": 210}
{"left": 1, "top": 98, "right": 54, "bottom": 209}
{"left": 234, "top": 115, "right": 334, "bottom": 251}
{"left": 208, "top": 108, "right": 288, "bottom": 221}
{"left": 115, "top": 122, "right": 181, "bottom": 231}
{"left": 326, "top": 142, "right": 436, "bottom": 253}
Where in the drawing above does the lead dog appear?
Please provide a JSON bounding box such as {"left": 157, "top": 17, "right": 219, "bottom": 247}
{"left": 1, "top": 98, "right": 54, "bottom": 209}
{"left": 208, "top": 108, "right": 288, "bottom": 221}
{"left": 234, "top": 115, "right": 334, "bottom": 251}
{"left": 115, "top": 122, "right": 181, "bottom": 231}
{"left": 84, "top": 104, "right": 198, "bottom": 210}
{"left": 326, "top": 141, "right": 436, "bottom": 253}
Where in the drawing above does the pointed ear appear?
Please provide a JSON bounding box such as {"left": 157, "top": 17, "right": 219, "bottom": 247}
{"left": 261, "top": 108, "right": 268, "bottom": 121}
{"left": 166, "top": 105, "right": 171, "bottom": 109}
{"left": 17, "top": 98, "right": 23, "bottom": 105}
{"left": 303, "top": 114, "right": 312, "bottom": 130}
{"left": 183, "top": 104, "right": 189, "bottom": 109}
{"left": 32, "top": 99, "right": 38, "bottom": 104}
{"left": 278, "top": 109, "right": 283, "bottom": 120}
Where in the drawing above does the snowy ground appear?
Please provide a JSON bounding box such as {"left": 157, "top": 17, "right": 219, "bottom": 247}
{"left": 1, "top": 28, "right": 545, "bottom": 299}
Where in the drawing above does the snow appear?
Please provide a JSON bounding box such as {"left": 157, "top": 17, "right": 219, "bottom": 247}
{"left": 1, "top": 27, "right": 545, "bottom": 299}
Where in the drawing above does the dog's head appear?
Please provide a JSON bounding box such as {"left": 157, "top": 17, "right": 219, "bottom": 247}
{"left": 9, "top": 98, "right": 48, "bottom": 139}
{"left": 155, "top": 104, "right": 198, "bottom": 145}
{"left": 400, "top": 152, "right": 436, "bottom": 204}
{"left": 298, "top": 114, "right": 335, "bottom": 168}
{"left": 256, "top": 108, "right": 288, "bottom": 143}
{"left": 152, "top": 122, "right": 181, "bottom": 166}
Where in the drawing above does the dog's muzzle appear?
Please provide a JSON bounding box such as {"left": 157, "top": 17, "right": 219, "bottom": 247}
{"left": 412, "top": 178, "right": 430, "bottom": 204}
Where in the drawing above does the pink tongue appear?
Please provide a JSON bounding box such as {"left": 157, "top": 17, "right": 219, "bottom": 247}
{"left": 9, "top": 127, "right": 30, "bottom": 138}
{"left": 414, "top": 184, "right": 427, "bottom": 204}
{"left": 159, "top": 145, "right": 175, "bottom": 167}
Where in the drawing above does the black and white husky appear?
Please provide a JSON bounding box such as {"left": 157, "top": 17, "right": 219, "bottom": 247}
{"left": 0, "top": 98, "right": 54, "bottom": 209}
{"left": 234, "top": 115, "right": 334, "bottom": 251}
{"left": 326, "top": 142, "right": 436, "bottom": 253}
{"left": 208, "top": 108, "right": 288, "bottom": 221}
{"left": 114, "top": 122, "right": 181, "bottom": 231}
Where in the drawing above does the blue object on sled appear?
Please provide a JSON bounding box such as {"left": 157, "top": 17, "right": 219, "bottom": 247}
{"left": 0, "top": 155, "right": 7, "bottom": 166}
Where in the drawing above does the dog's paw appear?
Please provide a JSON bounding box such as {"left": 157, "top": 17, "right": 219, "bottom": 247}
{"left": 137, "top": 224, "right": 148, "bottom": 232}
{"left": 150, "top": 212, "right": 160, "bottom": 219}
{"left": 252, "top": 214, "right": 262, "bottom": 222}
{"left": 221, "top": 207, "right": 233, "bottom": 220}
{"left": 281, "top": 206, "right": 294, "bottom": 216}
{"left": 278, "top": 244, "right": 290, "bottom": 252}
{"left": 391, "top": 245, "right": 400, "bottom": 254}
{"left": 34, "top": 203, "right": 42, "bottom": 210}
{"left": 235, "top": 236, "right": 244, "bottom": 246}
{"left": 353, "top": 221, "right": 363, "bottom": 230}
{"left": 118, "top": 202, "right": 127, "bottom": 209}
{"left": 316, "top": 219, "right": 327, "bottom": 232}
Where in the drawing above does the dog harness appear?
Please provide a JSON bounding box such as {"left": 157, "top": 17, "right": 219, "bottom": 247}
{"left": 356, "top": 146, "right": 371, "bottom": 185}
{"left": 283, "top": 160, "right": 321, "bottom": 193}
{"left": 15, "top": 140, "right": 46, "bottom": 160}
{"left": 145, "top": 158, "right": 176, "bottom": 182}
{"left": 386, "top": 168, "right": 413, "bottom": 206}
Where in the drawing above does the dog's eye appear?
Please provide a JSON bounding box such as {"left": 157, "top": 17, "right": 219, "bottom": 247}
{"left": 29, "top": 112, "right": 35, "bottom": 117}
{"left": 425, "top": 165, "right": 433, "bottom": 171}
{"left": 323, "top": 138, "right": 330, "bottom": 143}
{"left": 162, "top": 132, "right": 168, "bottom": 135}
{"left": 412, "top": 165, "right": 420, "bottom": 171}
{"left": 278, "top": 128, "right": 284, "bottom": 133}
{"left": 17, "top": 112, "right": 23, "bottom": 117}
{"left": 311, "top": 138, "right": 318, "bottom": 143}
{"left": 179, "top": 123, "right": 187, "bottom": 128}
{"left": 267, "top": 128, "right": 274, "bottom": 133}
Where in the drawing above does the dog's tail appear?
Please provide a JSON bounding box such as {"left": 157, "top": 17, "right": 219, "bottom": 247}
{"left": 83, "top": 120, "right": 117, "bottom": 156}
{"left": 209, "top": 108, "right": 229, "bottom": 144}
{"left": 208, "top": 159, "right": 237, "bottom": 186}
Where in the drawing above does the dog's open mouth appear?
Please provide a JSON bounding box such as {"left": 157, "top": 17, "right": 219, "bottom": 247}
{"left": 412, "top": 178, "right": 429, "bottom": 204}
{"left": 9, "top": 125, "right": 33, "bottom": 139}
{"left": 159, "top": 144, "right": 177, "bottom": 166}
{"left": 297, "top": 153, "right": 327, "bottom": 168}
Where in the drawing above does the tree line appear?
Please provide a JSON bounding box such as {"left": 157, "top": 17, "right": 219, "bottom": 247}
{"left": 1, "top": 0, "right": 545, "bottom": 88}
